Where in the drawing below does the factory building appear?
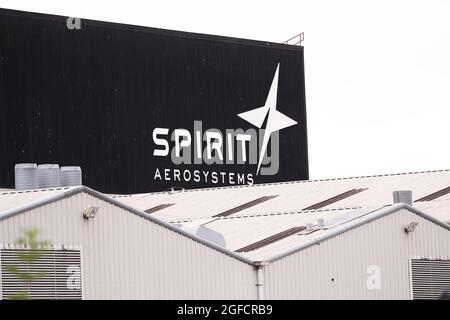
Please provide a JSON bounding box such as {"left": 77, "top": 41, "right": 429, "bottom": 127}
{"left": 0, "top": 169, "right": 449, "bottom": 300}
{"left": 1, "top": 7, "right": 449, "bottom": 301}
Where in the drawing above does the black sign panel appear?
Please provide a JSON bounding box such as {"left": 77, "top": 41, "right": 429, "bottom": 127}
{"left": 0, "top": 8, "right": 308, "bottom": 193}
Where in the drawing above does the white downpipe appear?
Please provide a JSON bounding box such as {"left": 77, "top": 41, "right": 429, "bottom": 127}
{"left": 256, "top": 264, "right": 266, "bottom": 300}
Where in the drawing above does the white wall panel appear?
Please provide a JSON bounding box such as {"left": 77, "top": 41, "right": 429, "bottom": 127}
{"left": 264, "top": 208, "right": 450, "bottom": 299}
{"left": 0, "top": 192, "right": 256, "bottom": 299}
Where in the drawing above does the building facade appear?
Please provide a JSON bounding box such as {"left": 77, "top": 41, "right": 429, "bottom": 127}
{"left": 1, "top": 170, "right": 449, "bottom": 300}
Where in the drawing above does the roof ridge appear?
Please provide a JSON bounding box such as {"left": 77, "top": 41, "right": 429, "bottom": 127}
{"left": 167, "top": 206, "right": 369, "bottom": 223}
{"left": 1, "top": 186, "right": 449, "bottom": 264}
{"left": 266, "top": 203, "right": 450, "bottom": 262}
{"left": 0, "top": 186, "right": 74, "bottom": 196}
{"left": 115, "top": 168, "right": 450, "bottom": 196}
{"left": 0, "top": 186, "right": 256, "bottom": 265}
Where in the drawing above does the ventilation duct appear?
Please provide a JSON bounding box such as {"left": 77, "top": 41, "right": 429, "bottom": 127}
{"left": 14, "top": 163, "right": 38, "bottom": 190}
{"left": 393, "top": 190, "right": 413, "bottom": 206}
{"left": 60, "top": 166, "right": 82, "bottom": 187}
{"left": 15, "top": 163, "right": 83, "bottom": 190}
{"left": 37, "top": 164, "right": 60, "bottom": 188}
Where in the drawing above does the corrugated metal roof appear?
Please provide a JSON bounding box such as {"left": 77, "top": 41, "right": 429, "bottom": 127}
{"left": 302, "top": 188, "right": 367, "bottom": 210}
{"left": 173, "top": 204, "right": 449, "bottom": 261}
{"left": 112, "top": 169, "right": 450, "bottom": 222}
{"left": 145, "top": 203, "right": 175, "bottom": 214}
{"left": 0, "top": 186, "right": 255, "bottom": 265}
{"left": 197, "top": 206, "right": 378, "bottom": 260}
{"left": 415, "top": 186, "right": 450, "bottom": 202}
{"left": 414, "top": 200, "right": 450, "bottom": 223}
{"left": 213, "top": 195, "right": 278, "bottom": 217}
{"left": 235, "top": 226, "right": 306, "bottom": 253}
{"left": 0, "top": 187, "right": 78, "bottom": 217}
{"left": 0, "top": 169, "right": 449, "bottom": 263}
{"left": 109, "top": 169, "right": 450, "bottom": 261}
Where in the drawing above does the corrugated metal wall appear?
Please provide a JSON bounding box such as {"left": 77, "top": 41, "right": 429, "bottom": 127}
{"left": 2, "top": 197, "right": 450, "bottom": 300}
{"left": 0, "top": 192, "right": 257, "bottom": 299}
{"left": 263, "top": 208, "right": 450, "bottom": 299}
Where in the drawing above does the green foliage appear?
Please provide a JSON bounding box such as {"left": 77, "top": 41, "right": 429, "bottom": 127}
{"left": 6, "top": 228, "right": 49, "bottom": 300}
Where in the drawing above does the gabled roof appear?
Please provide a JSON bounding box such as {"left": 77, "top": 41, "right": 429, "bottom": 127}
{"left": 112, "top": 169, "right": 450, "bottom": 222}
{"left": 0, "top": 184, "right": 449, "bottom": 264}
{"left": 0, "top": 187, "right": 79, "bottom": 218}
{"left": 215, "top": 204, "right": 450, "bottom": 261}
{"left": 0, "top": 186, "right": 254, "bottom": 265}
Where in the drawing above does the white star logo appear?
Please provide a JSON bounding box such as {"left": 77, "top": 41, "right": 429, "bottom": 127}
{"left": 238, "top": 63, "right": 298, "bottom": 174}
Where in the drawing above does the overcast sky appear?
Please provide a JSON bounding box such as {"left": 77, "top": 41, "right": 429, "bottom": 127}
{"left": 1, "top": 0, "right": 449, "bottom": 179}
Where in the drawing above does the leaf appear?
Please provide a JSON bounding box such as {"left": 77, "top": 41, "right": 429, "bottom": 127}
{"left": 7, "top": 292, "right": 30, "bottom": 300}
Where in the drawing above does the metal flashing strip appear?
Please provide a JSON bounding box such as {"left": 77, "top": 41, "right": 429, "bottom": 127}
{"left": 213, "top": 195, "right": 278, "bottom": 218}
{"left": 145, "top": 203, "right": 175, "bottom": 214}
{"left": 302, "top": 188, "right": 367, "bottom": 210}
{"left": 235, "top": 226, "right": 306, "bottom": 253}
{"left": 415, "top": 187, "right": 450, "bottom": 202}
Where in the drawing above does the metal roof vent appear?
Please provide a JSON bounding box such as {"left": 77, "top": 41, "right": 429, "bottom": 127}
{"left": 180, "top": 224, "right": 226, "bottom": 248}
{"left": 197, "top": 226, "right": 226, "bottom": 248}
{"left": 60, "top": 166, "right": 82, "bottom": 187}
{"left": 393, "top": 190, "right": 413, "bottom": 206}
{"left": 317, "top": 219, "right": 325, "bottom": 229}
{"left": 15, "top": 163, "right": 38, "bottom": 190}
{"left": 37, "top": 164, "right": 60, "bottom": 188}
